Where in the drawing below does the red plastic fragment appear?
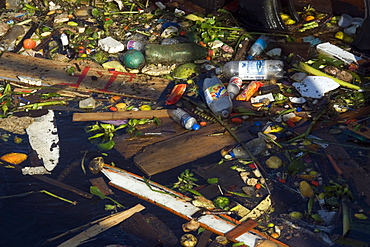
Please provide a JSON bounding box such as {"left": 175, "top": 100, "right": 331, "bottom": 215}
{"left": 165, "top": 84, "right": 187, "bottom": 105}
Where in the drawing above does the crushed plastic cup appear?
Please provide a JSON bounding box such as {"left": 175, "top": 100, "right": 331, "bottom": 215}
{"left": 338, "top": 14, "right": 353, "bottom": 28}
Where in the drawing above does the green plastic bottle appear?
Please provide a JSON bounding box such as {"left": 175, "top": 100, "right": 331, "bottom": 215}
{"left": 145, "top": 43, "right": 212, "bottom": 64}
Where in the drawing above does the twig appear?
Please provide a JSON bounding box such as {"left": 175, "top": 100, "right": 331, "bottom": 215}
{"left": 326, "top": 154, "right": 344, "bottom": 176}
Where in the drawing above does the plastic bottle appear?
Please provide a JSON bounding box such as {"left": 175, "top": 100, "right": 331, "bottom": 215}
{"left": 145, "top": 43, "right": 213, "bottom": 64}
{"left": 202, "top": 75, "right": 233, "bottom": 118}
{"left": 124, "top": 40, "right": 145, "bottom": 51}
{"left": 60, "top": 33, "right": 76, "bottom": 58}
{"left": 0, "top": 25, "right": 25, "bottom": 52}
{"left": 226, "top": 137, "right": 267, "bottom": 159}
{"left": 227, "top": 76, "right": 242, "bottom": 99}
{"left": 171, "top": 108, "right": 200, "bottom": 130}
{"left": 247, "top": 35, "right": 269, "bottom": 60}
{"left": 221, "top": 60, "right": 284, "bottom": 80}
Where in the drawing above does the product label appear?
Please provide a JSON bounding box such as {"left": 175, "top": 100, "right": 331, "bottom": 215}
{"left": 126, "top": 40, "right": 136, "bottom": 50}
{"left": 229, "top": 76, "right": 243, "bottom": 87}
{"left": 204, "top": 84, "right": 228, "bottom": 105}
{"left": 238, "top": 60, "right": 267, "bottom": 80}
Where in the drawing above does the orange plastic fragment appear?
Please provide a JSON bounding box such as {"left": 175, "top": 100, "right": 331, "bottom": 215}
{"left": 165, "top": 84, "right": 187, "bottom": 105}
{"left": 236, "top": 81, "right": 264, "bottom": 102}
{"left": 0, "top": 153, "right": 28, "bottom": 165}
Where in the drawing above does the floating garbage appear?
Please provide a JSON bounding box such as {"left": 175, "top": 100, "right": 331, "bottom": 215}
{"left": 293, "top": 76, "right": 340, "bottom": 98}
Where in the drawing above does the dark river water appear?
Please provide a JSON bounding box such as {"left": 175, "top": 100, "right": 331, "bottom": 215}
{"left": 1, "top": 109, "right": 370, "bottom": 247}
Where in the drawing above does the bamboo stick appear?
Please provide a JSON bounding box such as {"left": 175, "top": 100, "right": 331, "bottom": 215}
{"left": 57, "top": 204, "right": 145, "bottom": 247}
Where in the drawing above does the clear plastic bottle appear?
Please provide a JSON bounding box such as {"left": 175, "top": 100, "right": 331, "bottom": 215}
{"left": 247, "top": 35, "right": 269, "bottom": 60}
{"left": 0, "top": 25, "right": 25, "bottom": 52}
{"left": 226, "top": 137, "right": 267, "bottom": 159}
{"left": 171, "top": 108, "right": 200, "bottom": 131}
{"left": 145, "top": 43, "right": 213, "bottom": 64}
{"left": 227, "top": 76, "right": 242, "bottom": 99}
{"left": 203, "top": 75, "right": 233, "bottom": 118}
{"left": 125, "top": 40, "right": 145, "bottom": 51}
{"left": 221, "top": 60, "right": 284, "bottom": 80}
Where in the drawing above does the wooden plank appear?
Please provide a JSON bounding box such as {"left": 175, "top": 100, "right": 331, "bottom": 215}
{"left": 195, "top": 230, "right": 213, "bottom": 247}
{"left": 72, "top": 109, "right": 172, "bottom": 122}
{"left": 133, "top": 123, "right": 236, "bottom": 176}
{"left": 89, "top": 177, "right": 114, "bottom": 195}
{"left": 57, "top": 204, "right": 145, "bottom": 247}
{"left": 0, "top": 52, "right": 169, "bottom": 100}
{"left": 316, "top": 130, "right": 370, "bottom": 205}
{"left": 347, "top": 121, "right": 370, "bottom": 139}
{"left": 113, "top": 117, "right": 188, "bottom": 159}
{"left": 225, "top": 219, "right": 258, "bottom": 241}
{"left": 120, "top": 213, "right": 178, "bottom": 247}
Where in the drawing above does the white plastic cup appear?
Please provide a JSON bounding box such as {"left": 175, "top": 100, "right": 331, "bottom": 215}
{"left": 352, "top": 17, "right": 364, "bottom": 26}
{"left": 338, "top": 14, "right": 353, "bottom": 28}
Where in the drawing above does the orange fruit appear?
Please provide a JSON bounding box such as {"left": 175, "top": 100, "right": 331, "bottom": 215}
{"left": 23, "top": 39, "right": 37, "bottom": 49}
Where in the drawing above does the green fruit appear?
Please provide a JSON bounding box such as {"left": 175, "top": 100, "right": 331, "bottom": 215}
{"left": 173, "top": 63, "right": 199, "bottom": 79}
{"left": 121, "top": 50, "right": 144, "bottom": 69}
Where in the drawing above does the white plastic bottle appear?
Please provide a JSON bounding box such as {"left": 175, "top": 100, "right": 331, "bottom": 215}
{"left": 222, "top": 60, "right": 284, "bottom": 80}
{"left": 227, "top": 76, "right": 242, "bottom": 99}
{"left": 247, "top": 35, "right": 269, "bottom": 60}
{"left": 172, "top": 108, "right": 200, "bottom": 130}
{"left": 203, "top": 75, "right": 233, "bottom": 118}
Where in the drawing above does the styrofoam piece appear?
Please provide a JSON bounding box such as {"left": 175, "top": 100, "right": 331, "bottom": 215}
{"left": 26, "top": 110, "right": 60, "bottom": 171}
{"left": 292, "top": 76, "right": 340, "bottom": 98}
{"left": 289, "top": 97, "right": 306, "bottom": 104}
{"left": 98, "top": 37, "right": 125, "bottom": 53}
{"left": 316, "top": 42, "right": 363, "bottom": 64}
{"left": 251, "top": 93, "right": 274, "bottom": 103}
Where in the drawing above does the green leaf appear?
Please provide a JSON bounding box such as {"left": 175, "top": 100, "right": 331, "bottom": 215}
{"left": 90, "top": 186, "right": 107, "bottom": 199}
{"left": 97, "top": 140, "right": 115, "bottom": 150}
{"left": 88, "top": 133, "right": 105, "bottom": 140}
{"left": 91, "top": 8, "right": 100, "bottom": 17}
{"left": 207, "top": 178, "right": 219, "bottom": 184}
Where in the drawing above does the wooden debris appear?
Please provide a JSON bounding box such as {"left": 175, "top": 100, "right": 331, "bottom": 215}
{"left": 113, "top": 117, "right": 187, "bottom": 159}
{"left": 0, "top": 52, "right": 169, "bottom": 100}
{"left": 347, "top": 121, "right": 370, "bottom": 139}
{"left": 225, "top": 219, "right": 258, "bottom": 241}
{"left": 57, "top": 204, "right": 145, "bottom": 247}
{"left": 89, "top": 177, "right": 113, "bottom": 196}
{"left": 73, "top": 109, "right": 171, "bottom": 122}
{"left": 317, "top": 130, "right": 370, "bottom": 205}
{"left": 195, "top": 230, "right": 213, "bottom": 247}
{"left": 119, "top": 212, "right": 178, "bottom": 247}
{"left": 133, "top": 123, "right": 237, "bottom": 176}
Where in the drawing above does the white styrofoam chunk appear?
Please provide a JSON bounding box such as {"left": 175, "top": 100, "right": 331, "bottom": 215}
{"left": 98, "top": 37, "right": 125, "bottom": 53}
{"left": 316, "top": 42, "right": 363, "bottom": 64}
{"left": 293, "top": 76, "right": 340, "bottom": 98}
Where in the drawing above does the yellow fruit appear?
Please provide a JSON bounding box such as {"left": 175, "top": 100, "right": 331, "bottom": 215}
{"left": 299, "top": 181, "right": 314, "bottom": 198}
{"left": 115, "top": 103, "right": 127, "bottom": 111}
{"left": 280, "top": 13, "right": 291, "bottom": 21}
{"left": 0, "top": 153, "right": 28, "bottom": 165}
{"left": 285, "top": 19, "right": 296, "bottom": 25}
{"left": 140, "top": 104, "right": 151, "bottom": 111}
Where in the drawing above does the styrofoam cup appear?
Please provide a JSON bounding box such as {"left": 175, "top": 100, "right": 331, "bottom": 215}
{"left": 338, "top": 14, "right": 353, "bottom": 28}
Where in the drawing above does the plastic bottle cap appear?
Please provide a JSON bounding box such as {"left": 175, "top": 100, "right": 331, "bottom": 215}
{"left": 247, "top": 55, "right": 253, "bottom": 60}
{"left": 192, "top": 123, "right": 201, "bottom": 131}
{"left": 221, "top": 110, "right": 230, "bottom": 118}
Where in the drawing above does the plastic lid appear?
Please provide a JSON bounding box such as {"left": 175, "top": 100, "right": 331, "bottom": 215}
{"left": 221, "top": 110, "right": 230, "bottom": 118}
{"left": 192, "top": 123, "right": 201, "bottom": 131}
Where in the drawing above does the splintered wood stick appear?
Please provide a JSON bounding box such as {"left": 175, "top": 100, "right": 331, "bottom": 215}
{"left": 327, "top": 154, "right": 344, "bottom": 176}
{"left": 57, "top": 204, "right": 145, "bottom": 247}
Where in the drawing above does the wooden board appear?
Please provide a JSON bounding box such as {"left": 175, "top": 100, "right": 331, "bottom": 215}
{"left": 0, "top": 52, "right": 169, "bottom": 100}
{"left": 101, "top": 166, "right": 288, "bottom": 247}
{"left": 113, "top": 117, "right": 188, "bottom": 159}
{"left": 316, "top": 130, "right": 370, "bottom": 205}
{"left": 72, "top": 109, "right": 172, "bottom": 122}
{"left": 133, "top": 123, "right": 237, "bottom": 176}
{"left": 57, "top": 204, "right": 145, "bottom": 247}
